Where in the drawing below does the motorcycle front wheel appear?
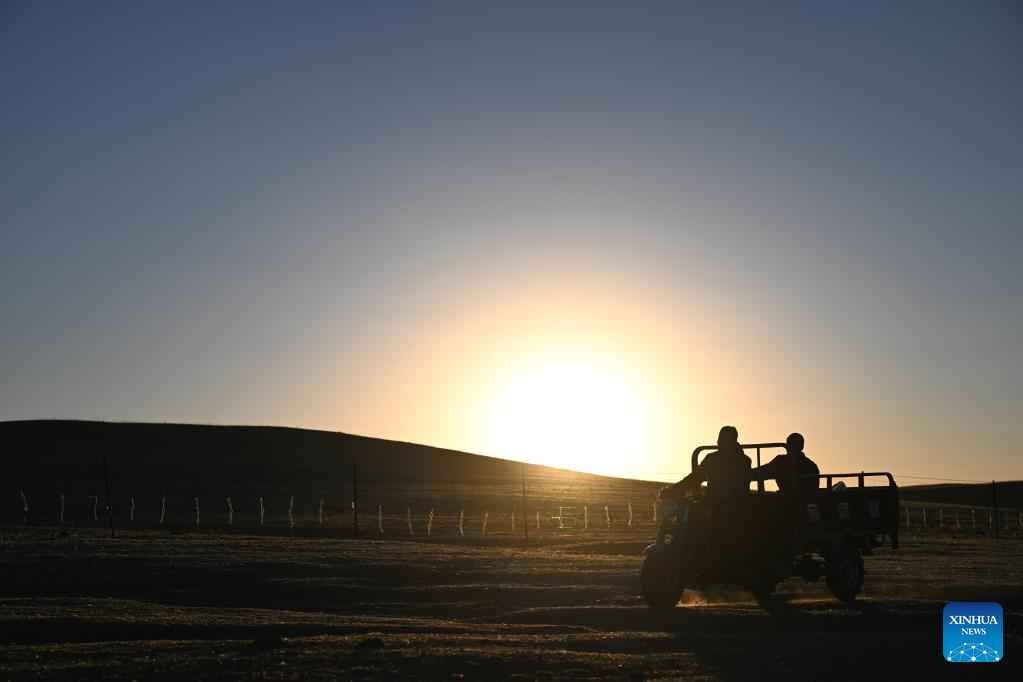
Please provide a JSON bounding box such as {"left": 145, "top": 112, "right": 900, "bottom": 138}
{"left": 641, "top": 550, "right": 683, "bottom": 607}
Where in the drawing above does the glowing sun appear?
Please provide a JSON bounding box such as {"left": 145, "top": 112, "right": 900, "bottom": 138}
{"left": 488, "top": 362, "right": 648, "bottom": 475}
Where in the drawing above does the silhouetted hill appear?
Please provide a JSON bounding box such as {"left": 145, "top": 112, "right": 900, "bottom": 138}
{"left": 1, "top": 420, "right": 659, "bottom": 524}
{"left": 2, "top": 419, "right": 535, "bottom": 485}
{"left": 900, "top": 481, "right": 1023, "bottom": 510}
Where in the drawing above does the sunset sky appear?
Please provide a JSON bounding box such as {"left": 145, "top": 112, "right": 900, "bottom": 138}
{"left": 2, "top": 1, "right": 1021, "bottom": 483}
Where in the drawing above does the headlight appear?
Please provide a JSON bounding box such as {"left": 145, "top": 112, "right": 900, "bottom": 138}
{"left": 658, "top": 498, "right": 678, "bottom": 519}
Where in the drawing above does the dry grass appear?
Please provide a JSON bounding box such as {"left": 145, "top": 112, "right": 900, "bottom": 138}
{"left": 1, "top": 525, "right": 1020, "bottom": 680}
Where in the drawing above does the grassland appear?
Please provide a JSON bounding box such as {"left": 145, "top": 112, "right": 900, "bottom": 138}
{"left": 1, "top": 526, "right": 1021, "bottom": 680}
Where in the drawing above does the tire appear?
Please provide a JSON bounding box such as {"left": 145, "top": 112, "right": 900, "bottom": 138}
{"left": 826, "top": 542, "right": 864, "bottom": 602}
{"left": 748, "top": 571, "right": 777, "bottom": 602}
{"left": 641, "top": 550, "right": 683, "bottom": 607}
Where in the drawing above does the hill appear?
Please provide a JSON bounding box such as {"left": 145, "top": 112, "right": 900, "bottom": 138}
{"left": 899, "top": 481, "right": 1023, "bottom": 510}
{"left": 0, "top": 420, "right": 661, "bottom": 530}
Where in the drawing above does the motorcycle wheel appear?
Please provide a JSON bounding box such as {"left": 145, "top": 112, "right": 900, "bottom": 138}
{"left": 641, "top": 551, "right": 683, "bottom": 607}
{"left": 748, "top": 572, "right": 777, "bottom": 602}
{"left": 825, "top": 542, "right": 864, "bottom": 602}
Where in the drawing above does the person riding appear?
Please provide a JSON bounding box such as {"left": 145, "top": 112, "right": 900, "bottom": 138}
{"left": 660, "top": 425, "right": 752, "bottom": 499}
{"left": 659, "top": 425, "right": 752, "bottom": 573}
{"left": 751, "top": 432, "right": 819, "bottom": 493}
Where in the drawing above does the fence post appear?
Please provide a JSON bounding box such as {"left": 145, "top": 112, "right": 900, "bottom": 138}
{"left": 521, "top": 462, "right": 528, "bottom": 544}
{"left": 971, "top": 509, "right": 975, "bottom": 529}
{"left": 922, "top": 508, "right": 926, "bottom": 527}
{"left": 939, "top": 508, "right": 943, "bottom": 528}
{"left": 352, "top": 459, "right": 358, "bottom": 539}
{"left": 377, "top": 505, "right": 384, "bottom": 534}
{"left": 905, "top": 507, "right": 909, "bottom": 528}
{"left": 627, "top": 502, "right": 633, "bottom": 528}
{"left": 102, "top": 454, "right": 115, "bottom": 539}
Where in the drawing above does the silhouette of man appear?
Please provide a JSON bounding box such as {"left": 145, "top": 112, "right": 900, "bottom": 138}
{"left": 658, "top": 425, "right": 751, "bottom": 574}
{"left": 661, "top": 425, "right": 752, "bottom": 499}
{"left": 752, "top": 432, "right": 819, "bottom": 493}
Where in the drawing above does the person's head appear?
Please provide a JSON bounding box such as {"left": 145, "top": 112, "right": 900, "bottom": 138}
{"left": 786, "top": 432, "right": 805, "bottom": 455}
{"left": 717, "top": 425, "right": 739, "bottom": 449}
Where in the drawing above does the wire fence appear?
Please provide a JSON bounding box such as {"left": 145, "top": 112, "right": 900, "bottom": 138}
{"left": 8, "top": 454, "right": 1021, "bottom": 541}
{"left": 899, "top": 505, "right": 1023, "bottom": 535}
{"left": 6, "top": 486, "right": 1022, "bottom": 542}
{"left": 4, "top": 490, "right": 665, "bottom": 541}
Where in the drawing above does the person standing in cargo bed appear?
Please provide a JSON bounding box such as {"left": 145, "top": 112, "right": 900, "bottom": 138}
{"left": 752, "top": 432, "right": 820, "bottom": 493}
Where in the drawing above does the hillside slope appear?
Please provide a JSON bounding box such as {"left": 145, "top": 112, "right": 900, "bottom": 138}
{"left": 900, "top": 481, "right": 1023, "bottom": 510}
{"left": 1, "top": 420, "right": 660, "bottom": 525}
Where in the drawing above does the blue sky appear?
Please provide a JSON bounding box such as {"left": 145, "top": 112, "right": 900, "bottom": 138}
{"left": 2, "top": 1, "right": 1021, "bottom": 481}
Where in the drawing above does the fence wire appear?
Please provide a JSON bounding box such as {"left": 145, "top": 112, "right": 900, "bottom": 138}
{"left": 5, "top": 489, "right": 1021, "bottom": 540}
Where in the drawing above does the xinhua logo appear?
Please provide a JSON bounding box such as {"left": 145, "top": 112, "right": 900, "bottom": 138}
{"left": 944, "top": 602, "right": 1002, "bottom": 662}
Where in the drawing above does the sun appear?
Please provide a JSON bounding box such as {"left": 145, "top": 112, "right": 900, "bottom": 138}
{"left": 488, "top": 361, "right": 648, "bottom": 476}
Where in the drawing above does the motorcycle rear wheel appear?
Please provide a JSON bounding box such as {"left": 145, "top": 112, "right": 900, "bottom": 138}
{"left": 825, "top": 542, "right": 864, "bottom": 603}
{"left": 748, "top": 572, "right": 777, "bottom": 602}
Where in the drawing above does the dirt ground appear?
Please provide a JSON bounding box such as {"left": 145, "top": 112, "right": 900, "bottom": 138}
{"left": 1, "top": 526, "right": 1020, "bottom": 680}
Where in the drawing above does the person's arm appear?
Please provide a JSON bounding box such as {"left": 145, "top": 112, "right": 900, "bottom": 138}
{"left": 659, "top": 480, "right": 685, "bottom": 499}
{"left": 659, "top": 452, "right": 714, "bottom": 498}
{"left": 751, "top": 456, "right": 781, "bottom": 483}
{"left": 680, "top": 451, "right": 716, "bottom": 488}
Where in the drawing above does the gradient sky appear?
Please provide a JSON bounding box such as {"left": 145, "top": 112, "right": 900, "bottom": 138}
{"left": 2, "top": 1, "right": 1021, "bottom": 483}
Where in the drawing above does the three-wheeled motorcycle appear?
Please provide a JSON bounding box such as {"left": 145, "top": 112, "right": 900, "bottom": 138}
{"left": 640, "top": 442, "right": 900, "bottom": 605}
